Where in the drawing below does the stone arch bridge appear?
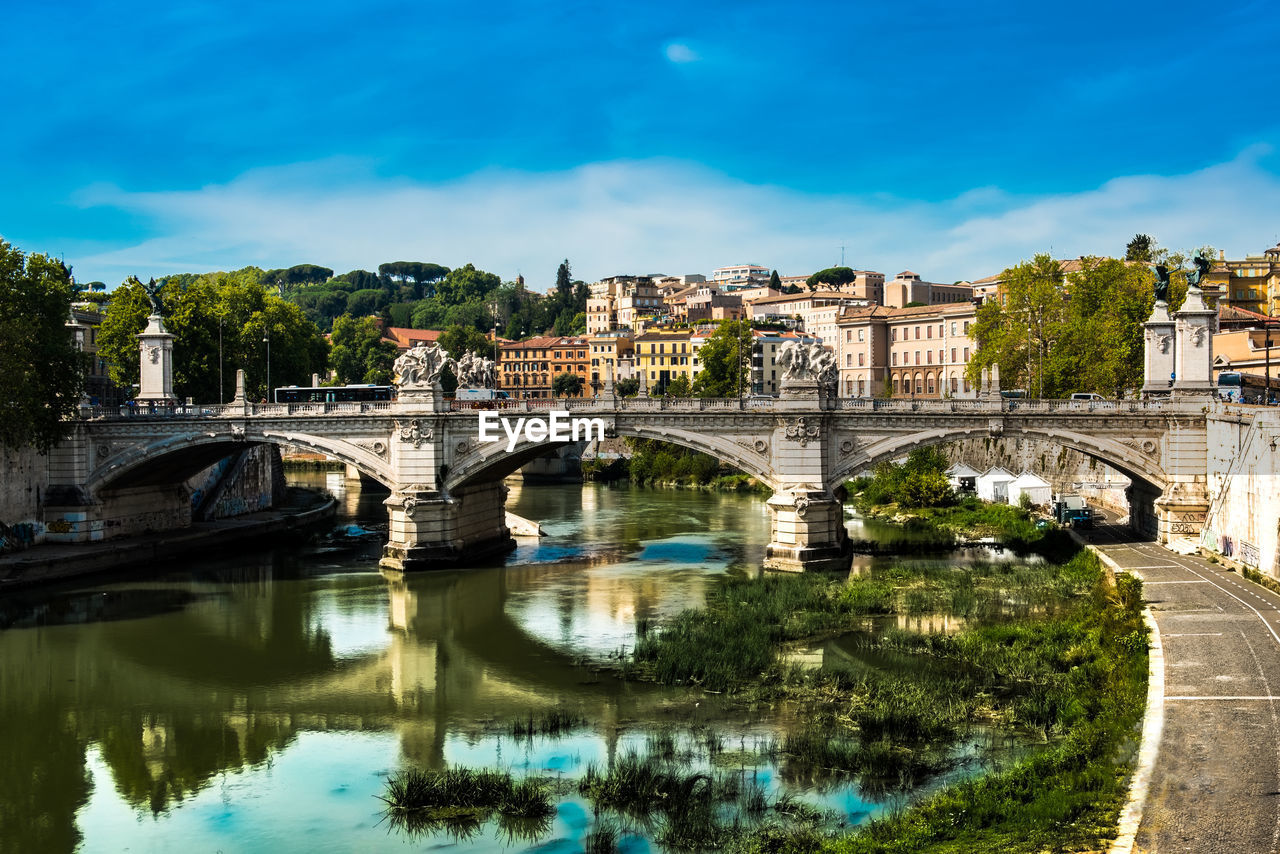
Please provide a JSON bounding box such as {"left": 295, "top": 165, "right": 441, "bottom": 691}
{"left": 48, "top": 395, "right": 1212, "bottom": 572}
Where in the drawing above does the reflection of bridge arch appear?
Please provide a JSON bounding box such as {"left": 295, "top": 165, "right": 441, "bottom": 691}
{"left": 88, "top": 426, "right": 394, "bottom": 493}
{"left": 446, "top": 423, "right": 776, "bottom": 492}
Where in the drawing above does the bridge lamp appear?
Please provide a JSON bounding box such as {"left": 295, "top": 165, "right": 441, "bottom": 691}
{"left": 263, "top": 329, "right": 271, "bottom": 400}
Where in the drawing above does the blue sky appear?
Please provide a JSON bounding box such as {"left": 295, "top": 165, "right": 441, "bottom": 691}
{"left": 3, "top": 0, "right": 1280, "bottom": 286}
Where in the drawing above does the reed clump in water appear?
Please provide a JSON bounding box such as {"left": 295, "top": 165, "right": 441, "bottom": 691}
{"left": 379, "top": 767, "right": 554, "bottom": 839}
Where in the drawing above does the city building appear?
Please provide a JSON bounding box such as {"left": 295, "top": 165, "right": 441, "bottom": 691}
{"left": 587, "top": 331, "right": 636, "bottom": 393}
{"left": 67, "top": 303, "right": 124, "bottom": 406}
{"left": 796, "top": 270, "right": 887, "bottom": 303}
{"left": 887, "top": 303, "right": 979, "bottom": 398}
{"left": 833, "top": 305, "right": 894, "bottom": 397}
{"left": 684, "top": 286, "right": 744, "bottom": 324}
{"left": 1206, "top": 245, "right": 1280, "bottom": 316}
{"left": 711, "top": 264, "right": 771, "bottom": 288}
{"left": 383, "top": 326, "right": 442, "bottom": 353}
{"left": 497, "top": 335, "right": 591, "bottom": 398}
{"left": 634, "top": 329, "right": 697, "bottom": 394}
{"left": 835, "top": 302, "right": 978, "bottom": 399}
{"left": 749, "top": 292, "right": 870, "bottom": 342}
{"left": 881, "top": 271, "right": 973, "bottom": 307}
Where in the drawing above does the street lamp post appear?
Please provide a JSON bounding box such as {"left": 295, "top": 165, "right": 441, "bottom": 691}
{"left": 263, "top": 328, "right": 271, "bottom": 402}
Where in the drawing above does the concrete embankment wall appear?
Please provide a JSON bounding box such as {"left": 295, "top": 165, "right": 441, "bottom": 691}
{"left": 1201, "top": 409, "right": 1280, "bottom": 577}
{"left": 939, "top": 437, "right": 1132, "bottom": 512}
{"left": 0, "top": 446, "right": 50, "bottom": 550}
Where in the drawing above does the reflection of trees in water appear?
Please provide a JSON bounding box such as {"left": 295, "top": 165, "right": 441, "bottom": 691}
{"left": 94, "top": 711, "right": 298, "bottom": 814}
{"left": 0, "top": 701, "right": 90, "bottom": 854}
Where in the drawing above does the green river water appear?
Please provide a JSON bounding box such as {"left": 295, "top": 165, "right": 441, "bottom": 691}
{"left": 0, "top": 477, "right": 1036, "bottom": 853}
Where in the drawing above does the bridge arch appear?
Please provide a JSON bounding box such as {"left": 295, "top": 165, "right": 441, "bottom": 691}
{"left": 826, "top": 424, "right": 1168, "bottom": 495}
{"left": 87, "top": 427, "right": 395, "bottom": 494}
{"left": 445, "top": 423, "right": 777, "bottom": 493}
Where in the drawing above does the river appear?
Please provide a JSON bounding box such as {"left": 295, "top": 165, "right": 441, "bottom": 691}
{"left": 0, "top": 477, "right": 1031, "bottom": 853}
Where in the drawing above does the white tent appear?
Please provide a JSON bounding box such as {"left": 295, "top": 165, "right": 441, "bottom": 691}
{"left": 946, "top": 463, "right": 981, "bottom": 493}
{"left": 1009, "top": 472, "right": 1052, "bottom": 507}
{"left": 976, "top": 466, "right": 1016, "bottom": 503}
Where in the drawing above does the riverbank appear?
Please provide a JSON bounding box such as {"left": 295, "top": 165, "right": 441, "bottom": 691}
{"left": 0, "top": 487, "right": 336, "bottom": 591}
{"left": 621, "top": 548, "right": 1148, "bottom": 853}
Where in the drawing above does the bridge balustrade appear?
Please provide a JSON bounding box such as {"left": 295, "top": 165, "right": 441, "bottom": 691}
{"left": 82, "top": 394, "right": 1205, "bottom": 421}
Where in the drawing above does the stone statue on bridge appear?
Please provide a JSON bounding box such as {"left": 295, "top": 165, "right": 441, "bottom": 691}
{"left": 455, "top": 351, "right": 496, "bottom": 389}
{"left": 778, "top": 340, "right": 837, "bottom": 388}
{"left": 394, "top": 342, "right": 452, "bottom": 390}
{"left": 1153, "top": 264, "right": 1170, "bottom": 304}
{"left": 1186, "top": 255, "right": 1212, "bottom": 292}
{"left": 142, "top": 278, "right": 165, "bottom": 317}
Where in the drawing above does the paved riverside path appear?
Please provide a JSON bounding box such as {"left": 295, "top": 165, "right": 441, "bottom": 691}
{"left": 1088, "top": 523, "right": 1280, "bottom": 853}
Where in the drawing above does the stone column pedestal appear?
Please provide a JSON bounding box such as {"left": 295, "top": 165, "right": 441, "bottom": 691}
{"left": 1153, "top": 479, "right": 1210, "bottom": 544}
{"left": 380, "top": 481, "right": 515, "bottom": 571}
{"left": 136, "top": 314, "right": 177, "bottom": 404}
{"left": 1142, "top": 302, "right": 1176, "bottom": 396}
{"left": 763, "top": 491, "right": 851, "bottom": 572}
{"left": 1173, "top": 288, "right": 1216, "bottom": 396}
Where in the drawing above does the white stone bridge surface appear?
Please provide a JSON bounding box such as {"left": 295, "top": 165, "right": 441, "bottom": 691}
{"left": 46, "top": 393, "right": 1215, "bottom": 572}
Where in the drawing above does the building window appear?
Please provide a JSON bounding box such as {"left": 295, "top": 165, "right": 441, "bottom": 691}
{"left": 928, "top": 376, "right": 936, "bottom": 395}
{"left": 858, "top": 329, "right": 865, "bottom": 342}
{"left": 951, "top": 322, "right": 957, "bottom": 335}
{"left": 927, "top": 326, "right": 932, "bottom": 339}
{"left": 915, "top": 327, "right": 920, "bottom": 340}
{"left": 858, "top": 353, "right": 865, "bottom": 366}
{"left": 927, "top": 351, "right": 933, "bottom": 364}
{"left": 892, "top": 352, "right": 898, "bottom": 366}
{"left": 915, "top": 376, "right": 923, "bottom": 394}
{"left": 963, "top": 347, "right": 970, "bottom": 362}
{"left": 951, "top": 347, "right": 957, "bottom": 362}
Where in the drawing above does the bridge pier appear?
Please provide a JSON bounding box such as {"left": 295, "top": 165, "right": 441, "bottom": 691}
{"left": 764, "top": 491, "right": 851, "bottom": 573}
{"left": 381, "top": 481, "right": 515, "bottom": 572}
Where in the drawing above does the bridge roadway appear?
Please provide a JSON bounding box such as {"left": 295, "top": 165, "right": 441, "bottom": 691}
{"left": 1088, "top": 522, "right": 1280, "bottom": 853}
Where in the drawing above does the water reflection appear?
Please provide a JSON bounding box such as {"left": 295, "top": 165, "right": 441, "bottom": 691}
{"left": 0, "top": 479, "right": 1038, "bottom": 853}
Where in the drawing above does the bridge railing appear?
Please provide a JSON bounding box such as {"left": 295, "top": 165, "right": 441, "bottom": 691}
{"left": 83, "top": 394, "right": 1206, "bottom": 420}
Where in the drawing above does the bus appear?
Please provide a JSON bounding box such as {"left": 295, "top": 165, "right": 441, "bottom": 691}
{"left": 273, "top": 385, "right": 397, "bottom": 404}
{"left": 1217, "top": 371, "right": 1275, "bottom": 403}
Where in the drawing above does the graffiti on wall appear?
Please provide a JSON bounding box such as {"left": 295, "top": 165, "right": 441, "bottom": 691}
{"left": 0, "top": 521, "right": 41, "bottom": 553}
{"left": 1171, "top": 511, "right": 1206, "bottom": 536}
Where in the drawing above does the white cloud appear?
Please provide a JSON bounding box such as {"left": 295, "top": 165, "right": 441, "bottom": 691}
{"left": 664, "top": 42, "right": 699, "bottom": 63}
{"left": 69, "top": 148, "right": 1280, "bottom": 287}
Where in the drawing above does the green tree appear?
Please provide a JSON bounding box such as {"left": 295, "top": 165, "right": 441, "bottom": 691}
{"left": 437, "top": 263, "right": 502, "bottom": 304}
{"left": 555, "top": 259, "right": 572, "bottom": 297}
{"left": 666, "top": 373, "right": 693, "bottom": 397}
{"left": 329, "top": 315, "right": 396, "bottom": 384}
{"left": 965, "top": 254, "right": 1066, "bottom": 398}
{"left": 437, "top": 325, "right": 494, "bottom": 361}
{"left": 615, "top": 377, "right": 640, "bottom": 398}
{"left": 692, "top": 321, "right": 752, "bottom": 397}
{"left": 0, "top": 241, "right": 85, "bottom": 450}
{"left": 553, "top": 372, "right": 584, "bottom": 397}
{"left": 1125, "top": 234, "right": 1155, "bottom": 263}
{"left": 806, "top": 267, "right": 857, "bottom": 292}
{"left": 769, "top": 270, "right": 781, "bottom": 290}
{"left": 967, "top": 254, "right": 1160, "bottom": 398}
{"left": 378, "top": 262, "right": 449, "bottom": 299}
{"left": 98, "top": 268, "right": 329, "bottom": 401}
